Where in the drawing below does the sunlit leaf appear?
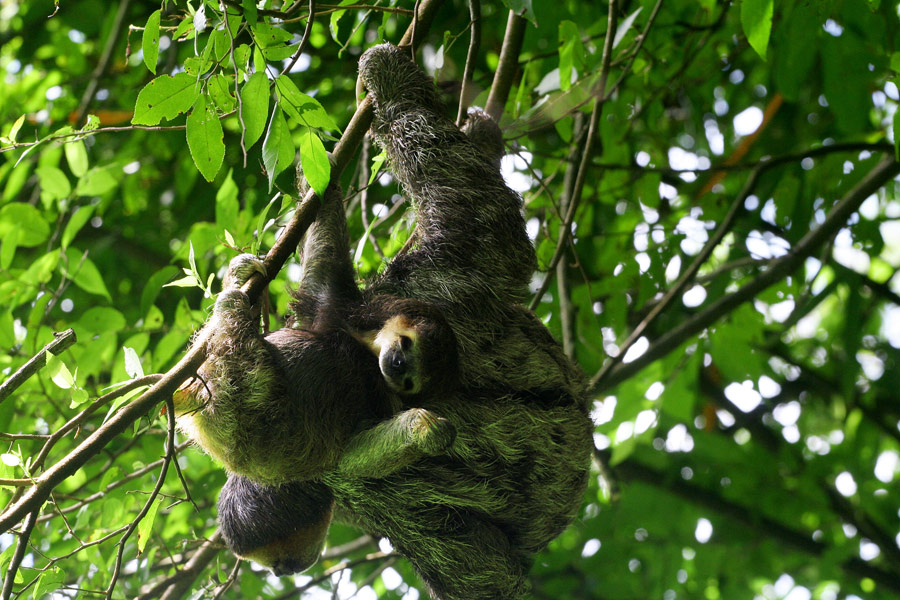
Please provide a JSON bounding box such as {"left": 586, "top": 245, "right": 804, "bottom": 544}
{"left": 142, "top": 9, "right": 161, "bottom": 74}
{"left": 240, "top": 71, "right": 269, "bottom": 149}
{"left": 298, "top": 126, "right": 330, "bottom": 196}
{"left": 741, "top": 0, "right": 773, "bottom": 60}
{"left": 186, "top": 96, "right": 225, "bottom": 182}
{"left": 262, "top": 106, "right": 294, "bottom": 191}
{"left": 133, "top": 73, "right": 200, "bottom": 126}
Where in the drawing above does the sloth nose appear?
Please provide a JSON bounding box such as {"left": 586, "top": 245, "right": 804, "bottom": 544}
{"left": 392, "top": 354, "right": 406, "bottom": 370}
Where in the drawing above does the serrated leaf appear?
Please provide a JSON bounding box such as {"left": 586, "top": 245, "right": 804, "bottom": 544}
{"left": 0, "top": 203, "right": 50, "bottom": 247}
{"left": 64, "top": 139, "right": 89, "bottom": 177}
{"left": 240, "top": 72, "right": 270, "bottom": 149}
{"left": 275, "top": 76, "right": 339, "bottom": 131}
{"left": 142, "top": 10, "right": 161, "bottom": 74}
{"left": 298, "top": 126, "right": 330, "bottom": 196}
{"left": 208, "top": 73, "right": 236, "bottom": 112}
{"left": 262, "top": 106, "right": 294, "bottom": 191}
{"left": 133, "top": 73, "right": 201, "bottom": 126}
{"left": 186, "top": 96, "right": 225, "bottom": 182}
{"left": 61, "top": 205, "right": 95, "bottom": 250}
{"left": 742, "top": 0, "right": 773, "bottom": 61}
{"left": 124, "top": 346, "right": 144, "bottom": 379}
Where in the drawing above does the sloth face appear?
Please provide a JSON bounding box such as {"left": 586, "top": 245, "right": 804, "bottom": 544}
{"left": 374, "top": 315, "right": 424, "bottom": 395}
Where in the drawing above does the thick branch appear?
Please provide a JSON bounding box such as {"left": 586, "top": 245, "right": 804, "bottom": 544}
{"left": 484, "top": 11, "right": 526, "bottom": 121}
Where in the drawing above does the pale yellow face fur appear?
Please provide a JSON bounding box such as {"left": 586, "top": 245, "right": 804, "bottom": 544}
{"left": 355, "top": 315, "right": 421, "bottom": 394}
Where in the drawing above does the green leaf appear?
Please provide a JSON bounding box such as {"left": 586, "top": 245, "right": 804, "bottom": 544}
{"left": 501, "top": 0, "right": 536, "bottom": 25}
{"left": 142, "top": 9, "right": 161, "bottom": 74}
{"left": 275, "top": 76, "right": 339, "bottom": 131}
{"left": 216, "top": 169, "right": 239, "bottom": 232}
{"left": 240, "top": 72, "right": 270, "bottom": 149}
{"left": 21, "top": 251, "right": 58, "bottom": 285}
{"left": 137, "top": 497, "right": 162, "bottom": 554}
{"left": 894, "top": 108, "right": 900, "bottom": 161}
{"left": 66, "top": 248, "right": 112, "bottom": 301}
{"left": 77, "top": 307, "right": 126, "bottom": 334}
{"left": 75, "top": 166, "right": 118, "bottom": 196}
{"left": 208, "top": 73, "right": 236, "bottom": 113}
{"left": 6, "top": 115, "right": 25, "bottom": 143}
{"left": 262, "top": 106, "right": 294, "bottom": 191}
{"left": 741, "top": 0, "right": 773, "bottom": 61}
{"left": 0, "top": 228, "right": 17, "bottom": 270}
{"left": 64, "top": 139, "right": 89, "bottom": 177}
{"left": 186, "top": 96, "right": 225, "bottom": 182}
{"left": 36, "top": 165, "right": 71, "bottom": 200}
{"left": 558, "top": 21, "right": 581, "bottom": 92}
{"left": 368, "top": 150, "right": 386, "bottom": 185}
{"left": 46, "top": 352, "right": 76, "bottom": 389}
{"left": 123, "top": 346, "right": 144, "bottom": 379}
{"left": 242, "top": 0, "right": 258, "bottom": 26}
{"left": 61, "top": 205, "right": 95, "bottom": 250}
{"left": 32, "top": 567, "right": 65, "bottom": 600}
{"left": 141, "top": 266, "right": 179, "bottom": 316}
{"left": 298, "top": 126, "right": 330, "bottom": 197}
{"left": 0, "top": 203, "right": 50, "bottom": 247}
{"left": 133, "top": 73, "right": 201, "bottom": 126}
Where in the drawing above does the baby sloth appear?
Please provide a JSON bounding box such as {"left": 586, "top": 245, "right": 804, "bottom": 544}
{"left": 174, "top": 189, "right": 458, "bottom": 485}
{"left": 174, "top": 186, "right": 459, "bottom": 573}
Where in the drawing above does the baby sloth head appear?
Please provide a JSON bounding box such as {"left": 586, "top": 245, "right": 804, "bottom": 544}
{"left": 363, "top": 297, "right": 459, "bottom": 398}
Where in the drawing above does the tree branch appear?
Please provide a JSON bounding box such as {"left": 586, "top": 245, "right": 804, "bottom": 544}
{"left": 455, "top": 0, "right": 481, "bottom": 127}
{"left": 613, "top": 455, "right": 900, "bottom": 594}
{"left": 0, "top": 329, "right": 76, "bottom": 405}
{"left": 593, "top": 156, "right": 900, "bottom": 392}
{"left": 484, "top": 11, "right": 526, "bottom": 121}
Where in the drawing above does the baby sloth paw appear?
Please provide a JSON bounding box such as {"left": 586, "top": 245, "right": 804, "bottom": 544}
{"left": 224, "top": 253, "right": 266, "bottom": 289}
{"left": 407, "top": 408, "right": 456, "bottom": 456}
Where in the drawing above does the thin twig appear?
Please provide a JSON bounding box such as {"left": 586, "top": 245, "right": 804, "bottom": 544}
{"left": 0, "top": 329, "right": 77, "bottom": 404}
{"left": 280, "top": 0, "right": 317, "bottom": 77}
{"left": 529, "top": 0, "right": 618, "bottom": 310}
{"left": 0, "top": 510, "right": 38, "bottom": 600}
{"left": 455, "top": 0, "right": 481, "bottom": 127}
{"left": 75, "top": 0, "right": 132, "bottom": 125}
{"left": 32, "top": 374, "right": 162, "bottom": 471}
{"left": 104, "top": 397, "right": 177, "bottom": 600}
